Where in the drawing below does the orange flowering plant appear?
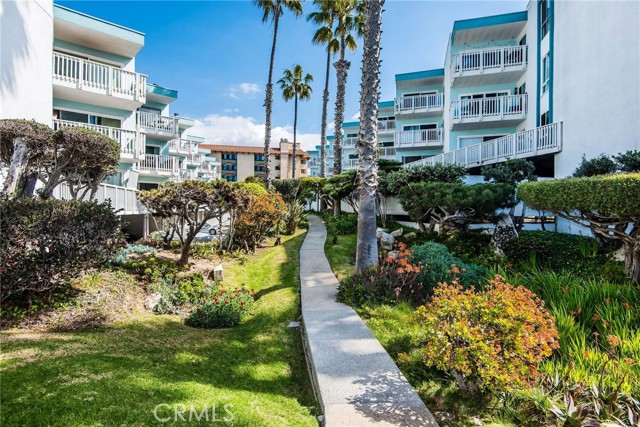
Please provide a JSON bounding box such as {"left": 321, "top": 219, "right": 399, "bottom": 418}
{"left": 416, "top": 275, "right": 559, "bottom": 392}
{"left": 185, "top": 287, "right": 255, "bottom": 328}
{"left": 338, "top": 242, "right": 426, "bottom": 306}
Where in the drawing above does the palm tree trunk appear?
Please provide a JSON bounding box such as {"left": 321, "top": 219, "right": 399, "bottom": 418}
{"left": 320, "top": 46, "right": 331, "bottom": 178}
{"left": 333, "top": 39, "right": 349, "bottom": 177}
{"left": 292, "top": 93, "right": 298, "bottom": 179}
{"left": 263, "top": 0, "right": 281, "bottom": 189}
{"left": 355, "top": 0, "right": 384, "bottom": 274}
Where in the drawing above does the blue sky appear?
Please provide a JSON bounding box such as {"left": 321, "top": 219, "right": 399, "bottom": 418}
{"left": 58, "top": 0, "right": 528, "bottom": 150}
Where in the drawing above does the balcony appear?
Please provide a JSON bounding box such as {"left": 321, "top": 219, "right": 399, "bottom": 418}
{"left": 187, "top": 153, "right": 205, "bottom": 166}
{"left": 52, "top": 119, "right": 145, "bottom": 161}
{"left": 197, "top": 163, "right": 219, "bottom": 180}
{"left": 343, "top": 159, "right": 359, "bottom": 169}
{"left": 52, "top": 52, "right": 147, "bottom": 110}
{"left": 405, "top": 122, "right": 563, "bottom": 169}
{"left": 450, "top": 94, "right": 527, "bottom": 130}
{"left": 394, "top": 129, "right": 444, "bottom": 148}
{"left": 378, "top": 147, "right": 397, "bottom": 160}
{"left": 451, "top": 45, "right": 528, "bottom": 87}
{"left": 344, "top": 137, "right": 358, "bottom": 148}
{"left": 136, "top": 154, "right": 179, "bottom": 177}
{"left": 378, "top": 120, "right": 396, "bottom": 133}
{"left": 167, "top": 138, "right": 198, "bottom": 156}
{"left": 137, "top": 112, "right": 178, "bottom": 139}
{"left": 394, "top": 93, "right": 444, "bottom": 117}
{"left": 53, "top": 182, "right": 146, "bottom": 215}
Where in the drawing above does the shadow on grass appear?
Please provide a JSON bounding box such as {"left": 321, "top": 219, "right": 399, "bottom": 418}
{"left": 0, "top": 232, "right": 317, "bottom": 427}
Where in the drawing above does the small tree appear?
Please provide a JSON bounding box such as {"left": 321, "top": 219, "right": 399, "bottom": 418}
{"left": 613, "top": 150, "right": 640, "bottom": 173}
{"left": 138, "top": 180, "right": 246, "bottom": 266}
{"left": 321, "top": 169, "right": 357, "bottom": 212}
{"left": 398, "top": 182, "right": 515, "bottom": 234}
{"left": 272, "top": 178, "right": 304, "bottom": 234}
{"left": 233, "top": 193, "right": 286, "bottom": 251}
{"left": 0, "top": 119, "right": 52, "bottom": 198}
{"left": 519, "top": 173, "right": 640, "bottom": 282}
{"left": 482, "top": 158, "right": 537, "bottom": 231}
{"left": 45, "top": 127, "right": 120, "bottom": 200}
{"left": 573, "top": 154, "right": 618, "bottom": 177}
{"left": 380, "top": 163, "right": 467, "bottom": 196}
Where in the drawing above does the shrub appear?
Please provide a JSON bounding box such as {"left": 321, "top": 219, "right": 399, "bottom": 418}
{"left": 338, "top": 243, "right": 424, "bottom": 306}
{"left": 0, "top": 198, "right": 123, "bottom": 303}
{"left": 186, "top": 287, "right": 255, "bottom": 328}
{"left": 380, "top": 163, "right": 467, "bottom": 196}
{"left": 113, "top": 244, "right": 156, "bottom": 265}
{"left": 572, "top": 154, "right": 618, "bottom": 177}
{"left": 233, "top": 193, "right": 285, "bottom": 251}
{"left": 323, "top": 212, "right": 358, "bottom": 236}
{"left": 410, "top": 242, "right": 487, "bottom": 295}
{"left": 614, "top": 150, "right": 640, "bottom": 173}
{"left": 189, "top": 241, "right": 220, "bottom": 259}
{"left": 416, "top": 276, "right": 559, "bottom": 392}
{"left": 147, "top": 272, "right": 211, "bottom": 314}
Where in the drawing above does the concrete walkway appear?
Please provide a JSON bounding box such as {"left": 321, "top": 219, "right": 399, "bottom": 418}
{"left": 300, "top": 215, "right": 438, "bottom": 427}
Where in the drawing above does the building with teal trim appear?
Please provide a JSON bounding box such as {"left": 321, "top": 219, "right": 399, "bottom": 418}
{"left": 1, "top": 1, "right": 220, "bottom": 236}
{"left": 322, "top": 1, "right": 639, "bottom": 182}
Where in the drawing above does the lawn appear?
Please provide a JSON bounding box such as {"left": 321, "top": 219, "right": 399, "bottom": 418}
{"left": 0, "top": 230, "right": 318, "bottom": 427}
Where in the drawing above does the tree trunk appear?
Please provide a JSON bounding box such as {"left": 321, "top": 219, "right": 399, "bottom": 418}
{"left": 320, "top": 46, "right": 331, "bottom": 179}
{"left": 177, "top": 233, "right": 195, "bottom": 266}
{"left": 2, "top": 137, "right": 29, "bottom": 197}
{"left": 333, "top": 42, "right": 350, "bottom": 177}
{"left": 624, "top": 239, "right": 640, "bottom": 283}
{"left": 292, "top": 93, "right": 298, "bottom": 179}
{"left": 355, "top": 0, "right": 384, "bottom": 274}
{"left": 333, "top": 197, "right": 342, "bottom": 215}
{"left": 263, "top": 0, "right": 281, "bottom": 189}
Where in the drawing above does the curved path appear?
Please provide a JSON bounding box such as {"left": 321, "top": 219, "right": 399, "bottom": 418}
{"left": 299, "top": 215, "right": 438, "bottom": 427}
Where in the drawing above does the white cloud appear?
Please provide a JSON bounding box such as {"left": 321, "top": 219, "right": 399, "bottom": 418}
{"left": 350, "top": 112, "right": 360, "bottom": 121}
{"left": 222, "top": 108, "right": 240, "bottom": 114}
{"left": 227, "top": 82, "right": 262, "bottom": 100}
{"left": 191, "top": 114, "right": 324, "bottom": 152}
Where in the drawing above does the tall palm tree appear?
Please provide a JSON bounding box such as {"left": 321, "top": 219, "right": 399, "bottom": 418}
{"left": 355, "top": 0, "right": 384, "bottom": 273}
{"left": 254, "top": 0, "right": 303, "bottom": 187}
{"left": 278, "top": 64, "right": 313, "bottom": 179}
{"left": 332, "top": 0, "right": 365, "bottom": 179}
{"left": 308, "top": 1, "right": 339, "bottom": 179}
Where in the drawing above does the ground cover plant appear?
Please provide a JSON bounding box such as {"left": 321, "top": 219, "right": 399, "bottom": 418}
{"left": 1, "top": 230, "right": 317, "bottom": 427}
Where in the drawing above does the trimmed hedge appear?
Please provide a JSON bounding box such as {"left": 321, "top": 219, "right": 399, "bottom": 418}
{"left": 518, "top": 173, "right": 640, "bottom": 218}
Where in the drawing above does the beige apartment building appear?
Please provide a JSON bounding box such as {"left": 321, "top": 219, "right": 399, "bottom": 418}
{"left": 201, "top": 139, "right": 310, "bottom": 182}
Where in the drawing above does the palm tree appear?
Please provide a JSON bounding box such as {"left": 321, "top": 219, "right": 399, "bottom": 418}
{"left": 278, "top": 64, "right": 313, "bottom": 179}
{"left": 332, "top": 0, "right": 365, "bottom": 179}
{"left": 253, "top": 0, "right": 303, "bottom": 187}
{"left": 355, "top": 0, "right": 384, "bottom": 273}
{"left": 308, "top": 1, "right": 339, "bottom": 179}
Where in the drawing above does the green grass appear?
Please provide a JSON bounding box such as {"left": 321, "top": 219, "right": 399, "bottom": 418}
{"left": 0, "top": 230, "right": 318, "bottom": 427}
{"left": 324, "top": 234, "right": 356, "bottom": 281}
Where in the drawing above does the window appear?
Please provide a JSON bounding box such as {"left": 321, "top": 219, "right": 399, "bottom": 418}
{"left": 301, "top": 159, "right": 307, "bottom": 164}
{"left": 540, "top": 111, "right": 550, "bottom": 126}
{"left": 254, "top": 154, "right": 264, "bottom": 161}
{"left": 542, "top": 54, "right": 550, "bottom": 94}
{"left": 254, "top": 165, "right": 265, "bottom": 172}
{"left": 53, "top": 109, "right": 122, "bottom": 128}
{"left": 540, "top": 0, "right": 550, "bottom": 39}
{"left": 138, "top": 183, "right": 158, "bottom": 191}
{"left": 145, "top": 146, "right": 159, "bottom": 155}
{"left": 459, "top": 135, "right": 506, "bottom": 149}
{"left": 301, "top": 169, "right": 306, "bottom": 174}
{"left": 346, "top": 133, "right": 358, "bottom": 138}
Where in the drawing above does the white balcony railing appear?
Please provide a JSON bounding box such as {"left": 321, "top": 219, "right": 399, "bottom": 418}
{"left": 378, "top": 120, "right": 396, "bottom": 132}
{"left": 343, "top": 159, "right": 359, "bottom": 169}
{"left": 168, "top": 138, "right": 197, "bottom": 155}
{"left": 187, "top": 153, "right": 205, "bottom": 166}
{"left": 379, "top": 147, "right": 397, "bottom": 159}
{"left": 344, "top": 137, "right": 358, "bottom": 148}
{"left": 137, "top": 112, "right": 178, "bottom": 137}
{"left": 53, "top": 52, "right": 146, "bottom": 102}
{"left": 451, "top": 45, "right": 528, "bottom": 78}
{"left": 52, "top": 119, "right": 145, "bottom": 159}
{"left": 53, "top": 182, "right": 145, "bottom": 215}
{"left": 394, "top": 93, "right": 444, "bottom": 114}
{"left": 137, "top": 154, "right": 179, "bottom": 175}
{"left": 450, "top": 94, "right": 527, "bottom": 124}
{"left": 405, "top": 122, "right": 563, "bottom": 169}
{"left": 394, "top": 129, "right": 444, "bottom": 147}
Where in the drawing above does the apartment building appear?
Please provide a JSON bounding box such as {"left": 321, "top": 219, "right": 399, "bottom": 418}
{"left": 202, "top": 139, "right": 310, "bottom": 182}
{"left": 1, "top": 1, "right": 220, "bottom": 235}
{"left": 326, "top": 1, "right": 639, "bottom": 179}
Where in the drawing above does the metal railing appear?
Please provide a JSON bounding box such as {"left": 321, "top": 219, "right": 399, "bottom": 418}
{"left": 343, "top": 158, "right": 359, "bottom": 169}
{"left": 450, "top": 94, "right": 527, "bottom": 124}
{"left": 378, "top": 120, "right": 396, "bottom": 132}
{"left": 53, "top": 52, "right": 146, "bottom": 101}
{"left": 394, "top": 93, "right": 444, "bottom": 114}
{"left": 344, "top": 137, "right": 358, "bottom": 148}
{"left": 137, "top": 111, "right": 178, "bottom": 136}
{"left": 451, "top": 45, "right": 528, "bottom": 78}
{"left": 52, "top": 119, "right": 144, "bottom": 158}
{"left": 167, "top": 138, "right": 197, "bottom": 155}
{"left": 405, "top": 122, "right": 563, "bottom": 169}
{"left": 379, "top": 147, "right": 397, "bottom": 158}
{"left": 137, "top": 154, "right": 179, "bottom": 175}
{"left": 52, "top": 182, "right": 145, "bottom": 215}
{"left": 187, "top": 153, "right": 205, "bottom": 166}
{"left": 394, "top": 129, "right": 444, "bottom": 147}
